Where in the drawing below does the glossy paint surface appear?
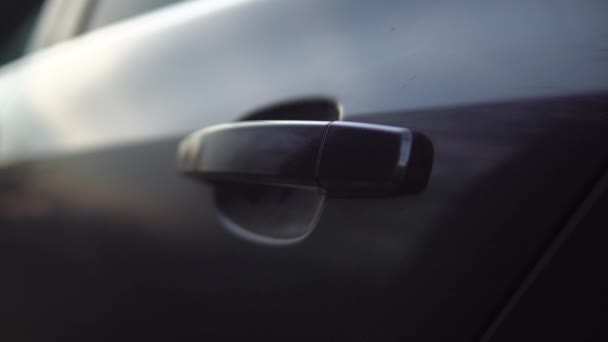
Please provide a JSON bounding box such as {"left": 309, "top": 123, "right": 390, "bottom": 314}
{"left": 1, "top": 0, "right": 608, "bottom": 165}
{"left": 0, "top": 0, "right": 608, "bottom": 340}
{"left": 2, "top": 95, "right": 608, "bottom": 340}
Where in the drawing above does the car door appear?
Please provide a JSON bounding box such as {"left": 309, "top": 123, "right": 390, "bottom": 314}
{"left": 1, "top": 0, "right": 608, "bottom": 341}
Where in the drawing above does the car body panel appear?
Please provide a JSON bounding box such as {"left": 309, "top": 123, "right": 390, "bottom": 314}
{"left": 1, "top": 0, "right": 608, "bottom": 340}
{"left": 2, "top": 94, "right": 608, "bottom": 340}
{"left": 1, "top": 0, "right": 608, "bottom": 164}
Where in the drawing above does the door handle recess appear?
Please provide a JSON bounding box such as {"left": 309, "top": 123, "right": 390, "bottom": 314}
{"left": 178, "top": 121, "right": 432, "bottom": 197}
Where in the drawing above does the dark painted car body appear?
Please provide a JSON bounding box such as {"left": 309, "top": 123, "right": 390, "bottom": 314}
{"left": 1, "top": 0, "right": 608, "bottom": 340}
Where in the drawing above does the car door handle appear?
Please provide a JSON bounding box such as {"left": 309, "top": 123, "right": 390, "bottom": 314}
{"left": 178, "top": 120, "right": 432, "bottom": 197}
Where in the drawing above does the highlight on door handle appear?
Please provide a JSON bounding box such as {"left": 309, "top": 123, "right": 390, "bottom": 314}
{"left": 178, "top": 120, "right": 433, "bottom": 197}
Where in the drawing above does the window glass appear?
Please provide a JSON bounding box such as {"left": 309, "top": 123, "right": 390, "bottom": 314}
{"left": 28, "top": 0, "right": 189, "bottom": 53}
{"left": 85, "top": 0, "right": 189, "bottom": 31}
{"left": 0, "top": 1, "right": 43, "bottom": 65}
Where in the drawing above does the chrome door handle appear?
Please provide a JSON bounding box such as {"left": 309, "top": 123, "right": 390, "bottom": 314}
{"left": 178, "top": 120, "right": 432, "bottom": 197}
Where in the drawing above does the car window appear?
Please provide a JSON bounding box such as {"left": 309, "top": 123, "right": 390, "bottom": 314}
{"left": 0, "top": 1, "right": 44, "bottom": 65}
{"left": 28, "top": 0, "right": 188, "bottom": 53}
{"left": 85, "top": 0, "right": 189, "bottom": 31}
